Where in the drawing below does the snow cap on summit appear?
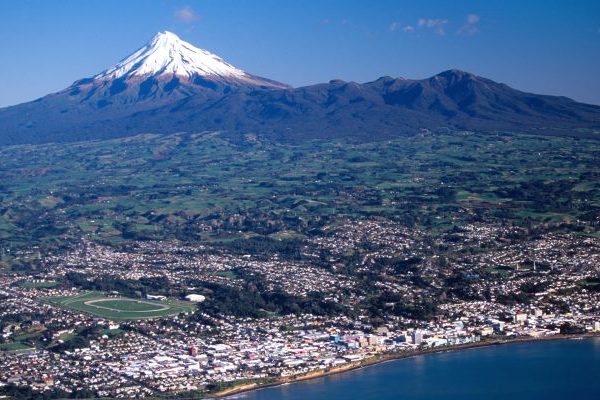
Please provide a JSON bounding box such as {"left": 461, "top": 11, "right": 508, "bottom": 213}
{"left": 93, "top": 31, "right": 287, "bottom": 88}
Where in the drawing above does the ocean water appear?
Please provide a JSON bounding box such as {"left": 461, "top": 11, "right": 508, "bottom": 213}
{"left": 230, "top": 338, "right": 600, "bottom": 400}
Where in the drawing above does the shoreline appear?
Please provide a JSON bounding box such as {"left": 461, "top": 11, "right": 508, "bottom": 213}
{"left": 209, "top": 332, "right": 600, "bottom": 398}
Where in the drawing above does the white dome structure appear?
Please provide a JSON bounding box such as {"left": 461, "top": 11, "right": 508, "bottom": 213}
{"left": 185, "top": 294, "right": 206, "bottom": 303}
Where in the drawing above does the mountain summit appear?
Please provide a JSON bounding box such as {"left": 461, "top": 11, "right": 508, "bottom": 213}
{"left": 64, "top": 31, "right": 288, "bottom": 106}
{"left": 0, "top": 34, "right": 599, "bottom": 145}
{"left": 92, "top": 31, "right": 287, "bottom": 88}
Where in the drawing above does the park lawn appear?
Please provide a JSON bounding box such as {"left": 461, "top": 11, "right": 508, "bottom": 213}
{"left": 0, "top": 342, "right": 35, "bottom": 352}
{"left": 19, "top": 280, "right": 57, "bottom": 289}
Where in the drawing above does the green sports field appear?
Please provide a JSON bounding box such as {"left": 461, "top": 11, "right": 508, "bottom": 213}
{"left": 46, "top": 292, "right": 196, "bottom": 320}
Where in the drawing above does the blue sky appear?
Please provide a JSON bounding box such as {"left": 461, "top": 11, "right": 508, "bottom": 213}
{"left": 1, "top": 0, "right": 599, "bottom": 107}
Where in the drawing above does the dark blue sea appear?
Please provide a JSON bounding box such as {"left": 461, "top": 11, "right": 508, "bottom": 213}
{"left": 229, "top": 337, "right": 600, "bottom": 400}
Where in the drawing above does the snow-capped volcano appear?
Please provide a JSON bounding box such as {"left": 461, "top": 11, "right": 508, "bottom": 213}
{"left": 52, "top": 31, "right": 289, "bottom": 108}
{"left": 2, "top": 32, "right": 599, "bottom": 146}
{"left": 93, "top": 31, "right": 285, "bottom": 88}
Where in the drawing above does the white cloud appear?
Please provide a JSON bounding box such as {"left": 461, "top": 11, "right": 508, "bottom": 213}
{"left": 389, "top": 22, "right": 415, "bottom": 33}
{"left": 467, "top": 14, "right": 480, "bottom": 24}
{"left": 175, "top": 5, "right": 200, "bottom": 23}
{"left": 417, "top": 18, "right": 448, "bottom": 35}
{"left": 458, "top": 14, "right": 480, "bottom": 35}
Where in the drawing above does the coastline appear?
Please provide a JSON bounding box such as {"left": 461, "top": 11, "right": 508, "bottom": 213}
{"left": 209, "top": 332, "right": 600, "bottom": 398}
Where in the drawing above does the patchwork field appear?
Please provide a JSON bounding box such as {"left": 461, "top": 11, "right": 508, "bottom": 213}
{"left": 46, "top": 292, "right": 195, "bottom": 320}
{"left": 1, "top": 130, "right": 600, "bottom": 257}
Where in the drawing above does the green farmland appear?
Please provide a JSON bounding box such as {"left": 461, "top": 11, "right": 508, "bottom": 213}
{"left": 1, "top": 130, "right": 600, "bottom": 256}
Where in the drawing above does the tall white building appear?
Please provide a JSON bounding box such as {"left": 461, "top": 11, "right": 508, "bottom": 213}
{"left": 412, "top": 330, "right": 423, "bottom": 345}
